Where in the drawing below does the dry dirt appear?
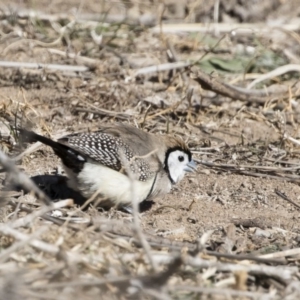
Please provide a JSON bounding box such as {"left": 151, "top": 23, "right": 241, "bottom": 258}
{"left": 1, "top": 0, "right": 300, "bottom": 299}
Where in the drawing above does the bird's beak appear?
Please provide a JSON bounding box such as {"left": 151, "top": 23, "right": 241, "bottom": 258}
{"left": 184, "top": 160, "right": 197, "bottom": 172}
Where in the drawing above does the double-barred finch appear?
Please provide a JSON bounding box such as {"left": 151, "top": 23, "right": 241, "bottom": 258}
{"left": 19, "top": 124, "right": 196, "bottom": 209}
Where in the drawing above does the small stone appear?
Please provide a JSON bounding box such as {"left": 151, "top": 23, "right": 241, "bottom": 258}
{"left": 254, "top": 228, "right": 271, "bottom": 238}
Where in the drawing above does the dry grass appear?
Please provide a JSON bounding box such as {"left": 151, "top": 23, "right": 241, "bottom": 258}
{"left": 1, "top": 0, "right": 300, "bottom": 299}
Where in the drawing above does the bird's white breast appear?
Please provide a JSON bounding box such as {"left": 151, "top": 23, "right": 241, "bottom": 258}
{"left": 66, "top": 162, "right": 156, "bottom": 205}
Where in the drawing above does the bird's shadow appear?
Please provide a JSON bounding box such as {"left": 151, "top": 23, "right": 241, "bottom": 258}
{"left": 30, "top": 174, "right": 87, "bottom": 205}
{"left": 21, "top": 175, "right": 155, "bottom": 212}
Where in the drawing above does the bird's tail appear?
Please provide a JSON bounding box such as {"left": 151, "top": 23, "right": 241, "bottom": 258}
{"left": 18, "top": 128, "right": 62, "bottom": 151}
{"left": 18, "top": 128, "right": 86, "bottom": 173}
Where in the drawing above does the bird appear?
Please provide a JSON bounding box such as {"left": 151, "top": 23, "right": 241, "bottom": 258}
{"left": 19, "top": 124, "right": 196, "bottom": 210}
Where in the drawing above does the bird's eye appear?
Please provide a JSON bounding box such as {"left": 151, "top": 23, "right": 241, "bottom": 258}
{"left": 178, "top": 155, "right": 184, "bottom": 162}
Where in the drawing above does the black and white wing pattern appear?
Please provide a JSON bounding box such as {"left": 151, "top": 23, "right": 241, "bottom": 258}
{"left": 59, "top": 132, "right": 154, "bottom": 182}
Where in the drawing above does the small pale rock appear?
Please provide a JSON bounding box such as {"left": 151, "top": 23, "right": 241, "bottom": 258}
{"left": 51, "top": 210, "right": 63, "bottom": 218}
{"left": 254, "top": 228, "right": 271, "bottom": 238}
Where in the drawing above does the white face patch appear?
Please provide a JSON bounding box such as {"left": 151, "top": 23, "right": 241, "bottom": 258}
{"left": 167, "top": 150, "right": 190, "bottom": 183}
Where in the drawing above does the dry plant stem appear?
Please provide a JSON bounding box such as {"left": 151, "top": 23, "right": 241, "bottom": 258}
{"left": 142, "top": 289, "right": 172, "bottom": 300}
{"left": 129, "top": 166, "right": 158, "bottom": 272}
{"left": 97, "top": 221, "right": 283, "bottom": 264}
{"left": 195, "top": 161, "right": 300, "bottom": 183}
{"left": 151, "top": 22, "right": 300, "bottom": 35}
{"left": 121, "top": 253, "right": 297, "bottom": 281}
{"left": 13, "top": 142, "right": 42, "bottom": 161}
{"left": 1, "top": 36, "right": 62, "bottom": 56}
{"left": 30, "top": 276, "right": 131, "bottom": 289}
{"left": 247, "top": 64, "right": 300, "bottom": 89}
{"left": 47, "top": 48, "right": 100, "bottom": 68}
{"left": 0, "top": 226, "right": 48, "bottom": 263}
{"left": 15, "top": 203, "right": 81, "bottom": 230}
{"left": 0, "top": 150, "right": 52, "bottom": 206}
{"left": 114, "top": 148, "right": 157, "bottom": 271}
{"left": 0, "top": 9, "right": 157, "bottom": 26}
{"left": 196, "top": 159, "right": 300, "bottom": 172}
{"left": 133, "top": 61, "right": 191, "bottom": 77}
{"left": 9, "top": 199, "right": 73, "bottom": 229}
{"left": 0, "top": 223, "right": 59, "bottom": 254}
{"left": 168, "top": 286, "right": 276, "bottom": 300}
{"left": 204, "top": 250, "right": 285, "bottom": 265}
{"left": 191, "top": 70, "right": 289, "bottom": 104}
{"left": 284, "top": 133, "right": 300, "bottom": 146}
{"left": 74, "top": 108, "right": 134, "bottom": 120}
{"left": 259, "top": 247, "right": 300, "bottom": 259}
{"left": 0, "top": 61, "right": 89, "bottom": 72}
{"left": 275, "top": 189, "right": 300, "bottom": 211}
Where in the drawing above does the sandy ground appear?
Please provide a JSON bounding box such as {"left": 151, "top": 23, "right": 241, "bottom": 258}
{"left": 1, "top": 1, "right": 300, "bottom": 298}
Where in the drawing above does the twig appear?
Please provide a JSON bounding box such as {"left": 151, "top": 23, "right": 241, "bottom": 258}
{"left": 275, "top": 189, "right": 300, "bottom": 210}
{"left": 168, "top": 285, "right": 278, "bottom": 300}
{"left": 0, "top": 150, "right": 52, "bottom": 206}
{"left": 0, "top": 61, "right": 89, "bottom": 72}
{"left": 151, "top": 22, "right": 300, "bottom": 35}
{"left": 14, "top": 203, "right": 81, "bottom": 230}
{"left": 0, "top": 224, "right": 59, "bottom": 254}
{"left": 123, "top": 148, "right": 158, "bottom": 271}
{"left": 259, "top": 247, "right": 300, "bottom": 259}
{"left": 247, "top": 64, "right": 300, "bottom": 89}
{"left": 191, "top": 69, "right": 296, "bottom": 104}
{"left": 47, "top": 48, "right": 99, "bottom": 69}
{"left": 9, "top": 199, "right": 73, "bottom": 228}
{"left": 121, "top": 253, "right": 297, "bottom": 281}
{"left": 284, "top": 133, "right": 300, "bottom": 147}
{"left": 12, "top": 142, "right": 43, "bottom": 161}
{"left": 0, "top": 226, "right": 48, "bottom": 263}
{"left": 74, "top": 108, "right": 134, "bottom": 120}
{"left": 198, "top": 160, "right": 300, "bottom": 172}
{"left": 0, "top": 9, "right": 157, "bottom": 26}
{"left": 132, "top": 61, "right": 191, "bottom": 78}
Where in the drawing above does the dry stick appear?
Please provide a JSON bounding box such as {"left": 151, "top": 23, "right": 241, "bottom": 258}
{"left": 47, "top": 48, "right": 99, "bottom": 68}
{"left": 0, "top": 223, "right": 59, "bottom": 254}
{"left": 30, "top": 276, "right": 132, "bottom": 289}
{"left": 153, "top": 34, "right": 226, "bottom": 94}
{"left": 168, "top": 286, "right": 276, "bottom": 300}
{"left": 151, "top": 22, "right": 300, "bottom": 35}
{"left": 0, "top": 226, "right": 48, "bottom": 263}
{"left": 259, "top": 247, "right": 300, "bottom": 259}
{"left": 133, "top": 238, "right": 285, "bottom": 264}
{"left": 196, "top": 159, "right": 300, "bottom": 172}
{"left": 1, "top": 36, "right": 62, "bottom": 56}
{"left": 190, "top": 70, "right": 293, "bottom": 104}
{"left": 15, "top": 203, "right": 81, "bottom": 231}
{"left": 275, "top": 189, "right": 300, "bottom": 210}
{"left": 235, "top": 170, "right": 300, "bottom": 183}
{"left": 121, "top": 253, "right": 297, "bottom": 281}
{"left": 9, "top": 199, "right": 74, "bottom": 229}
{"left": 132, "top": 61, "right": 192, "bottom": 78}
{"left": 142, "top": 289, "right": 171, "bottom": 300}
{"left": 284, "top": 133, "right": 300, "bottom": 147}
{"left": 31, "top": 259, "right": 182, "bottom": 292}
{"left": 122, "top": 150, "right": 158, "bottom": 272}
{"left": 0, "top": 9, "right": 157, "bottom": 26}
{"left": 74, "top": 108, "right": 134, "bottom": 120}
{"left": 102, "top": 222, "right": 284, "bottom": 264}
{"left": 0, "top": 61, "right": 89, "bottom": 72}
{"left": 0, "top": 150, "right": 52, "bottom": 206}
{"left": 248, "top": 64, "right": 300, "bottom": 89}
{"left": 13, "top": 142, "right": 43, "bottom": 161}
{"left": 204, "top": 250, "right": 285, "bottom": 265}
